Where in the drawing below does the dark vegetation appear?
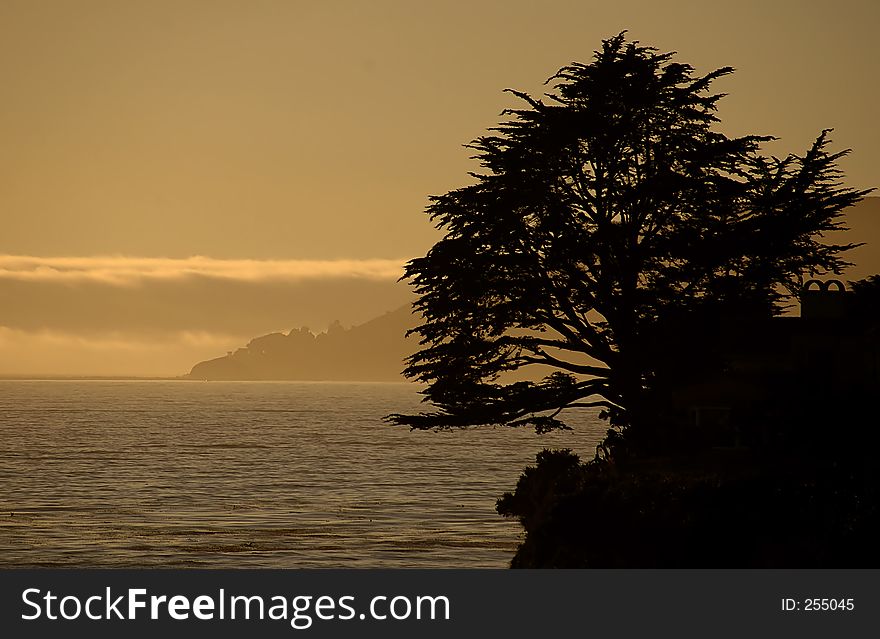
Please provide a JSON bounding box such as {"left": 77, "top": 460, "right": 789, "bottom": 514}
{"left": 389, "top": 34, "right": 879, "bottom": 566}
{"left": 497, "top": 283, "right": 880, "bottom": 568}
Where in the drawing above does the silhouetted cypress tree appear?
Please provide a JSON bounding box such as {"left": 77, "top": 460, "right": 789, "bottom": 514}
{"left": 389, "top": 34, "right": 870, "bottom": 452}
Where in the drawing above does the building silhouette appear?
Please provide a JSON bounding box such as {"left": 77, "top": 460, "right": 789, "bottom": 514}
{"left": 657, "top": 279, "right": 879, "bottom": 451}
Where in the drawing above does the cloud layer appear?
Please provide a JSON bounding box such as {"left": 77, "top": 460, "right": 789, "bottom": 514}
{"left": 0, "top": 255, "right": 408, "bottom": 285}
{"left": 0, "top": 255, "right": 415, "bottom": 375}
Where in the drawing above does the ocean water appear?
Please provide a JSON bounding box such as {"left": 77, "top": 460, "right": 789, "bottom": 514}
{"left": 0, "top": 380, "right": 605, "bottom": 568}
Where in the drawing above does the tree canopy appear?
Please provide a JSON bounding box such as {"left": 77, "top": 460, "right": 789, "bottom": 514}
{"left": 389, "top": 34, "right": 870, "bottom": 444}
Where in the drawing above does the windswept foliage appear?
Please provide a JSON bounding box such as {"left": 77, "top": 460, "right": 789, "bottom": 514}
{"left": 389, "top": 34, "right": 869, "bottom": 441}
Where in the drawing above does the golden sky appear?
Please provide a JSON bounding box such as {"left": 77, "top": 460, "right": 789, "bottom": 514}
{"left": 0, "top": 0, "right": 878, "bottom": 375}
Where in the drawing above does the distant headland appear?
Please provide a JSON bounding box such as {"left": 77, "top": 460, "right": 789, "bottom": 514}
{"left": 184, "top": 306, "right": 415, "bottom": 382}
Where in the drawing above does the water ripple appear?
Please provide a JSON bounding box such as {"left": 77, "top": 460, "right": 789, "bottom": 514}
{"left": 0, "top": 380, "right": 604, "bottom": 567}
